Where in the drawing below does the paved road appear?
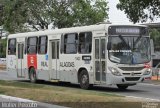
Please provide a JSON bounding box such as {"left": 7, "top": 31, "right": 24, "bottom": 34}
{"left": 0, "top": 70, "right": 160, "bottom": 101}
{"left": 0, "top": 70, "right": 16, "bottom": 80}
{"left": 116, "top": 83, "right": 160, "bottom": 101}
{"left": 94, "top": 83, "right": 160, "bottom": 101}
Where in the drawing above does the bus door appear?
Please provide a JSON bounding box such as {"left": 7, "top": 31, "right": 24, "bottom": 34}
{"left": 17, "top": 43, "right": 25, "bottom": 77}
{"left": 94, "top": 37, "right": 106, "bottom": 82}
{"left": 51, "top": 40, "right": 60, "bottom": 79}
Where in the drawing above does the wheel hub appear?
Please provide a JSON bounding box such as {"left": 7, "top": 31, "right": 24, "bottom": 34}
{"left": 82, "top": 75, "right": 88, "bottom": 84}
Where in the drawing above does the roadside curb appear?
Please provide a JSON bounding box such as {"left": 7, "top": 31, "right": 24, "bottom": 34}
{"left": 142, "top": 80, "right": 160, "bottom": 85}
{"left": 0, "top": 95, "right": 35, "bottom": 102}
{"left": 126, "top": 96, "right": 160, "bottom": 102}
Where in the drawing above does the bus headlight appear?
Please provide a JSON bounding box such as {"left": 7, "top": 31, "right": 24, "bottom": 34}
{"left": 108, "top": 67, "right": 122, "bottom": 76}
{"left": 143, "top": 69, "right": 152, "bottom": 75}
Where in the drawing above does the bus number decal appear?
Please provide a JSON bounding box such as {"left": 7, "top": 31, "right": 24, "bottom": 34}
{"left": 75, "top": 57, "right": 80, "bottom": 61}
{"left": 60, "top": 62, "right": 75, "bottom": 67}
{"left": 30, "top": 57, "right": 34, "bottom": 64}
{"left": 27, "top": 55, "right": 37, "bottom": 69}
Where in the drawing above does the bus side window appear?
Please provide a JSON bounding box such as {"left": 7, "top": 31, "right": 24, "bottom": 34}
{"left": 25, "top": 38, "right": 27, "bottom": 54}
{"left": 63, "top": 33, "right": 78, "bottom": 54}
{"left": 27, "top": 37, "right": 38, "bottom": 54}
{"left": 38, "top": 36, "right": 48, "bottom": 54}
{"left": 8, "top": 38, "right": 16, "bottom": 55}
{"left": 61, "top": 35, "right": 64, "bottom": 54}
{"left": 79, "top": 32, "right": 92, "bottom": 54}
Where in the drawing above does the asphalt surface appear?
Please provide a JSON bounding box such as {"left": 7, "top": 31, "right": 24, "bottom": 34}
{"left": 117, "top": 83, "right": 160, "bottom": 101}
{"left": 0, "top": 70, "right": 16, "bottom": 80}
{"left": 95, "top": 83, "right": 160, "bottom": 101}
{"left": 0, "top": 70, "right": 160, "bottom": 102}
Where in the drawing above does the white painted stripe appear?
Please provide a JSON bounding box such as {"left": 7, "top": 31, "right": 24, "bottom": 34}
{"left": 0, "top": 95, "right": 69, "bottom": 108}
{"left": 126, "top": 96, "right": 160, "bottom": 102}
{"left": 0, "top": 95, "right": 36, "bottom": 102}
{"left": 139, "top": 83, "right": 160, "bottom": 87}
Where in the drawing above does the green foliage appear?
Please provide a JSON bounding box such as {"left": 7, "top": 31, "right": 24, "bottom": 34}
{"left": 0, "top": 0, "right": 108, "bottom": 33}
{"left": 117, "top": 0, "right": 160, "bottom": 23}
{"left": 150, "top": 29, "right": 160, "bottom": 51}
{"left": 0, "top": 39, "right": 6, "bottom": 58}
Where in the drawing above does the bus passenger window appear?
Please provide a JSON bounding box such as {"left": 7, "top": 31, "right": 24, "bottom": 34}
{"left": 38, "top": 36, "right": 48, "bottom": 54}
{"left": 27, "top": 37, "right": 38, "bottom": 54}
{"left": 8, "top": 39, "right": 16, "bottom": 55}
{"left": 101, "top": 39, "right": 105, "bottom": 59}
{"left": 60, "top": 35, "right": 64, "bottom": 53}
{"left": 24, "top": 38, "right": 27, "bottom": 54}
{"left": 79, "top": 32, "right": 92, "bottom": 54}
{"left": 63, "top": 33, "right": 78, "bottom": 54}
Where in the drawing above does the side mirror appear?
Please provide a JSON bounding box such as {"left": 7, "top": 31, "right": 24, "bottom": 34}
{"left": 107, "top": 42, "right": 111, "bottom": 50}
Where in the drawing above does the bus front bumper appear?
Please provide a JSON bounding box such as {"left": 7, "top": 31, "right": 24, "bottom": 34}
{"left": 105, "top": 73, "right": 151, "bottom": 85}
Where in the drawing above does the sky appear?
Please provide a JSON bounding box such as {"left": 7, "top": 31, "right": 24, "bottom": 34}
{"left": 108, "top": 0, "right": 160, "bottom": 24}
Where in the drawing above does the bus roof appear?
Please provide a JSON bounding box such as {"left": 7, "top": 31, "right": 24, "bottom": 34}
{"left": 8, "top": 24, "right": 147, "bottom": 38}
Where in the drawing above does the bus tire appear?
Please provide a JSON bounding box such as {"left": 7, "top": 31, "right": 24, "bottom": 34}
{"left": 79, "top": 70, "right": 90, "bottom": 89}
{"left": 117, "top": 84, "right": 128, "bottom": 90}
{"left": 29, "top": 67, "right": 37, "bottom": 83}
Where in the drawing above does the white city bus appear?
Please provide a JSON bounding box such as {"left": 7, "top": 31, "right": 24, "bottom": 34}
{"left": 6, "top": 24, "right": 152, "bottom": 89}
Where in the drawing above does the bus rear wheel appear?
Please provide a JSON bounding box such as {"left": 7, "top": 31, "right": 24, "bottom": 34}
{"left": 79, "top": 70, "right": 91, "bottom": 89}
{"left": 117, "top": 84, "right": 128, "bottom": 90}
{"left": 29, "top": 68, "right": 37, "bottom": 83}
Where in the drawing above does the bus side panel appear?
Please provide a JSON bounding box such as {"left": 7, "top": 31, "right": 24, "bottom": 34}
{"left": 24, "top": 54, "right": 29, "bottom": 79}
{"left": 6, "top": 38, "right": 17, "bottom": 78}
{"left": 7, "top": 55, "right": 17, "bottom": 78}
{"left": 59, "top": 54, "right": 94, "bottom": 84}
{"left": 27, "top": 54, "right": 37, "bottom": 69}
{"left": 36, "top": 55, "right": 50, "bottom": 81}
{"left": 59, "top": 54, "right": 77, "bottom": 83}
{"left": 74, "top": 57, "right": 94, "bottom": 84}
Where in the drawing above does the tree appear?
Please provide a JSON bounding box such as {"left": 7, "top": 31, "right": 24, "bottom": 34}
{"left": 117, "top": 0, "right": 160, "bottom": 23}
{"left": 0, "top": 0, "right": 108, "bottom": 33}
{"left": 0, "top": 39, "right": 6, "bottom": 58}
{"left": 0, "top": 2, "right": 4, "bottom": 26}
{"left": 150, "top": 29, "right": 160, "bottom": 51}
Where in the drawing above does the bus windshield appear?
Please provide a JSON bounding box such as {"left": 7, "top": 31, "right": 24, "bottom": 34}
{"left": 108, "top": 36, "right": 151, "bottom": 64}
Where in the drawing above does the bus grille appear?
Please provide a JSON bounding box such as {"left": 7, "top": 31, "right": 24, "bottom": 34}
{"left": 119, "top": 67, "right": 144, "bottom": 71}
{"left": 123, "top": 73, "right": 142, "bottom": 76}
{"left": 125, "top": 77, "right": 140, "bottom": 81}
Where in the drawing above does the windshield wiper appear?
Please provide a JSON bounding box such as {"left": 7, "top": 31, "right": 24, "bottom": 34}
{"left": 118, "top": 35, "right": 131, "bottom": 49}
{"left": 133, "top": 35, "right": 142, "bottom": 48}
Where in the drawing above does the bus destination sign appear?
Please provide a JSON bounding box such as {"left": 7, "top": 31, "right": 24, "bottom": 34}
{"left": 116, "top": 28, "right": 140, "bottom": 34}
{"left": 108, "top": 26, "right": 148, "bottom": 35}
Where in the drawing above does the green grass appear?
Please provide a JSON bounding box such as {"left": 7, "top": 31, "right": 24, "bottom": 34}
{"left": 0, "top": 80, "right": 143, "bottom": 108}
{"left": 0, "top": 80, "right": 120, "bottom": 97}
{"left": 0, "top": 80, "right": 44, "bottom": 89}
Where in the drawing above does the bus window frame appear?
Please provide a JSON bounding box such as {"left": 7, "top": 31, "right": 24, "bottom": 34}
{"left": 61, "top": 33, "right": 78, "bottom": 54}
{"left": 78, "top": 32, "right": 92, "bottom": 54}
{"left": 24, "top": 37, "right": 27, "bottom": 55}
{"left": 38, "top": 35, "right": 48, "bottom": 55}
{"left": 8, "top": 38, "right": 16, "bottom": 55}
{"left": 27, "top": 36, "right": 38, "bottom": 54}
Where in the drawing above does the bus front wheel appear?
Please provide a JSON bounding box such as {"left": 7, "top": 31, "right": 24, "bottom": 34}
{"left": 29, "top": 68, "right": 37, "bottom": 83}
{"left": 79, "top": 70, "right": 91, "bottom": 89}
{"left": 117, "top": 84, "right": 128, "bottom": 90}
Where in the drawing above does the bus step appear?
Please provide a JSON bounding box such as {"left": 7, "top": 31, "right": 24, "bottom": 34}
{"left": 50, "top": 79, "right": 59, "bottom": 82}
